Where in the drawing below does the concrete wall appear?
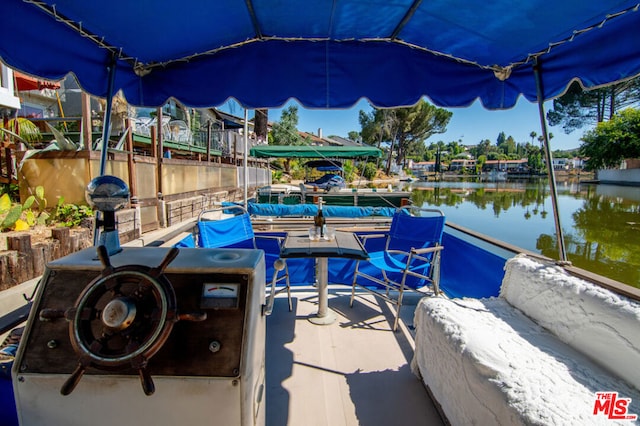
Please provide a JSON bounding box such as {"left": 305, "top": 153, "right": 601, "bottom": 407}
{"left": 17, "top": 151, "right": 271, "bottom": 233}
{"left": 597, "top": 168, "right": 640, "bottom": 185}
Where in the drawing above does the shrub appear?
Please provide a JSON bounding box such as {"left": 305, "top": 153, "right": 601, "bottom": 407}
{"left": 0, "top": 187, "right": 93, "bottom": 231}
{"left": 363, "top": 162, "right": 377, "bottom": 180}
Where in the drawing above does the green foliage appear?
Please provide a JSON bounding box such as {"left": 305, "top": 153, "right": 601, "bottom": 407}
{"left": 53, "top": 196, "right": 93, "bottom": 227}
{"left": 342, "top": 160, "right": 355, "bottom": 182}
{"left": 1, "top": 205, "right": 23, "bottom": 230}
{"left": 24, "top": 209, "right": 36, "bottom": 227}
{"left": 45, "top": 122, "right": 79, "bottom": 151}
{"left": 359, "top": 100, "right": 453, "bottom": 171}
{"left": 23, "top": 195, "right": 35, "bottom": 210}
{"left": 547, "top": 78, "right": 640, "bottom": 134}
{"left": 580, "top": 108, "right": 640, "bottom": 170}
{"left": 0, "top": 186, "right": 91, "bottom": 231}
{"left": 0, "top": 185, "right": 18, "bottom": 202}
{"left": 362, "top": 162, "right": 377, "bottom": 180}
{"left": 527, "top": 147, "right": 544, "bottom": 173}
{"left": 271, "top": 169, "right": 283, "bottom": 183}
{"left": 270, "top": 105, "right": 302, "bottom": 146}
{"left": 0, "top": 193, "right": 11, "bottom": 212}
{"left": 37, "top": 211, "right": 50, "bottom": 226}
{"left": 35, "top": 185, "right": 47, "bottom": 211}
{"left": 288, "top": 159, "right": 305, "bottom": 180}
{"left": 0, "top": 117, "right": 42, "bottom": 144}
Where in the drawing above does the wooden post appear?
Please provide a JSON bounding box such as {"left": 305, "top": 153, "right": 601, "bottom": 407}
{"left": 150, "top": 125, "right": 157, "bottom": 159}
{"left": 8, "top": 234, "right": 34, "bottom": 284}
{"left": 81, "top": 92, "right": 92, "bottom": 150}
{"left": 8, "top": 233, "right": 32, "bottom": 254}
{"left": 4, "top": 146, "right": 13, "bottom": 181}
{"left": 234, "top": 134, "right": 238, "bottom": 165}
{"left": 125, "top": 118, "right": 138, "bottom": 202}
{"left": 206, "top": 121, "right": 211, "bottom": 163}
{"left": 51, "top": 227, "right": 71, "bottom": 256}
{"left": 156, "top": 107, "right": 164, "bottom": 159}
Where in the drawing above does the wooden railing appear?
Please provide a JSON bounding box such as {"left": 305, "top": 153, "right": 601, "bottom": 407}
{"left": 0, "top": 142, "right": 18, "bottom": 185}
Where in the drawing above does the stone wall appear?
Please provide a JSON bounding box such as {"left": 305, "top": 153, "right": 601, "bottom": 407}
{"left": 164, "top": 190, "right": 234, "bottom": 226}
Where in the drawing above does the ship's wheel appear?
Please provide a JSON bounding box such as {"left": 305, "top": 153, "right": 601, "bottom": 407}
{"left": 61, "top": 246, "right": 182, "bottom": 396}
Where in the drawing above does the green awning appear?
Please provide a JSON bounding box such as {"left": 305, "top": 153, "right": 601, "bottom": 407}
{"left": 250, "top": 145, "right": 381, "bottom": 159}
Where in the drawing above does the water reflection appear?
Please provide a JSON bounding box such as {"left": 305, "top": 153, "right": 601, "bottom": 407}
{"left": 410, "top": 179, "right": 640, "bottom": 288}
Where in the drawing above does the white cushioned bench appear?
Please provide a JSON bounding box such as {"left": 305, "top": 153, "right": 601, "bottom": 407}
{"left": 411, "top": 255, "right": 640, "bottom": 425}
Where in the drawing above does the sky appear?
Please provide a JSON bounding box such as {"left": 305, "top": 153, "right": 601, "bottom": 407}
{"left": 223, "top": 98, "right": 586, "bottom": 152}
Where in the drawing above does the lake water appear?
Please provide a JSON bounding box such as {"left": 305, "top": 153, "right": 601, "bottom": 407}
{"left": 403, "top": 178, "right": 640, "bottom": 289}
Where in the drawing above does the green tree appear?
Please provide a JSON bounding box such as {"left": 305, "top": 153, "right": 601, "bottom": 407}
{"left": 526, "top": 144, "right": 544, "bottom": 173}
{"left": 270, "top": 105, "right": 302, "bottom": 146}
{"left": 360, "top": 108, "right": 399, "bottom": 169}
{"left": 446, "top": 140, "right": 464, "bottom": 156}
{"left": 497, "top": 135, "right": 516, "bottom": 156}
{"left": 580, "top": 108, "right": 640, "bottom": 169}
{"left": 0, "top": 117, "right": 42, "bottom": 146}
{"left": 547, "top": 78, "right": 640, "bottom": 134}
{"left": 475, "top": 155, "right": 487, "bottom": 173}
{"left": 270, "top": 105, "right": 303, "bottom": 175}
{"left": 360, "top": 100, "right": 452, "bottom": 174}
{"left": 470, "top": 139, "right": 491, "bottom": 158}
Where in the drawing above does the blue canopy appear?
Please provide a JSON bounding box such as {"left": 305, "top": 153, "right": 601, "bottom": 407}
{"left": 2, "top": 1, "right": 639, "bottom": 110}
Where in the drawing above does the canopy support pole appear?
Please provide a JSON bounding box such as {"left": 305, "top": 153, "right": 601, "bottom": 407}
{"left": 94, "top": 55, "right": 118, "bottom": 248}
{"left": 99, "top": 55, "right": 117, "bottom": 177}
{"left": 244, "top": 109, "right": 249, "bottom": 209}
{"left": 533, "top": 59, "right": 568, "bottom": 263}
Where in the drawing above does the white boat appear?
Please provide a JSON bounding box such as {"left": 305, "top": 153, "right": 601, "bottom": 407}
{"left": 2, "top": 2, "right": 640, "bottom": 425}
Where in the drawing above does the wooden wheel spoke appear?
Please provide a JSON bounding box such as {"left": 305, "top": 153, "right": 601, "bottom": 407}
{"left": 78, "top": 307, "right": 97, "bottom": 321}
{"left": 89, "top": 338, "right": 105, "bottom": 353}
{"left": 103, "top": 278, "right": 122, "bottom": 293}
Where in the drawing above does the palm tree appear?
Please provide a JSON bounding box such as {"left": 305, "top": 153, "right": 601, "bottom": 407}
{"left": 0, "top": 117, "right": 41, "bottom": 148}
{"left": 529, "top": 131, "right": 537, "bottom": 144}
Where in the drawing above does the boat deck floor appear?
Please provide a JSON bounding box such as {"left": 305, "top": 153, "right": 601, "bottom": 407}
{"left": 265, "top": 286, "right": 445, "bottom": 426}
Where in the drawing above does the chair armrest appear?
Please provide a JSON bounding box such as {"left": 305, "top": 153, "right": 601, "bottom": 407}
{"left": 255, "top": 234, "right": 285, "bottom": 242}
{"left": 356, "top": 233, "right": 388, "bottom": 249}
{"left": 357, "top": 233, "right": 387, "bottom": 242}
{"left": 254, "top": 234, "right": 286, "bottom": 248}
{"left": 386, "top": 249, "right": 409, "bottom": 256}
{"left": 409, "top": 246, "right": 443, "bottom": 265}
{"left": 411, "top": 245, "right": 443, "bottom": 256}
{"left": 264, "top": 259, "right": 286, "bottom": 316}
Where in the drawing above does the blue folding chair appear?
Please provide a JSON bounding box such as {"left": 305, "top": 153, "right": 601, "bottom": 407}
{"left": 350, "top": 208, "right": 445, "bottom": 331}
{"left": 197, "top": 205, "right": 292, "bottom": 312}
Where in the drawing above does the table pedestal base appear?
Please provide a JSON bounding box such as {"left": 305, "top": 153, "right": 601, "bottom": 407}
{"left": 308, "top": 310, "right": 337, "bottom": 325}
{"left": 280, "top": 232, "right": 368, "bottom": 327}
{"left": 309, "top": 257, "right": 336, "bottom": 325}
